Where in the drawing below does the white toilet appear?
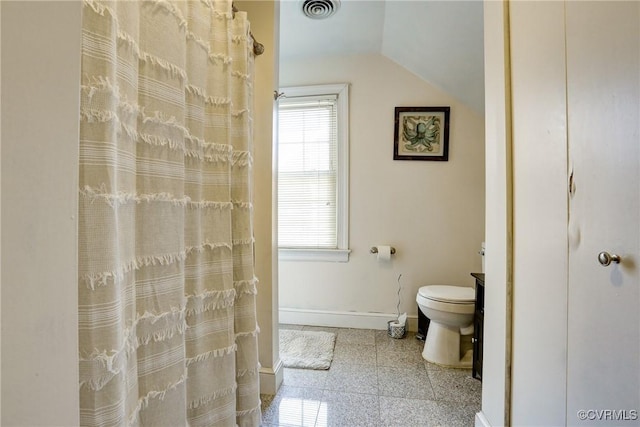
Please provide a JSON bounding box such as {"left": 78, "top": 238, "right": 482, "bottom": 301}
{"left": 416, "top": 285, "right": 475, "bottom": 368}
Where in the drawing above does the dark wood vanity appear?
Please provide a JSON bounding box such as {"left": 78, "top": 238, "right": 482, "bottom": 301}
{"left": 471, "top": 273, "right": 485, "bottom": 381}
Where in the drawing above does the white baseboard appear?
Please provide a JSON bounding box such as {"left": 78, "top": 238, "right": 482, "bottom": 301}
{"left": 475, "top": 411, "right": 491, "bottom": 427}
{"left": 279, "top": 307, "right": 418, "bottom": 332}
{"left": 259, "top": 358, "right": 283, "bottom": 395}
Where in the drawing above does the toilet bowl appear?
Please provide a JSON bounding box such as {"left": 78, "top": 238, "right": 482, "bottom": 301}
{"left": 416, "top": 285, "right": 475, "bottom": 368}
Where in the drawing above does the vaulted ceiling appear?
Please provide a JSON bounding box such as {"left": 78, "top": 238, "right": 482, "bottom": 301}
{"left": 279, "top": 0, "right": 485, "bottom": 114}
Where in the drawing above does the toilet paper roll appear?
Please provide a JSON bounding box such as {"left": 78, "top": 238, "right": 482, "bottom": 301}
{"left": 377, "top": 245, "right": 392, "bottom": 261}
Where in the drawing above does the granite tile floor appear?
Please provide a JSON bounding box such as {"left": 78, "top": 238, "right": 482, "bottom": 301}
{"left": 260, "top": 325, "right": 482, "bottom": 427}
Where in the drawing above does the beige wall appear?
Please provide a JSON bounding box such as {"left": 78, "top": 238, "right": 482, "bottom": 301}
{"left": 234, "top": 0, "right": 282, "bottom": 395}
{"left": 1, "top": 2, "right": 82, "bottom": 425}
{"left": 279, "top": 53, "right": 485, "bottom": 329}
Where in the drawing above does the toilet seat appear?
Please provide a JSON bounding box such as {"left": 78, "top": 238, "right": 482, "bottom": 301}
{"left": 418, "top": 285, "right": 474, "bottom": 304}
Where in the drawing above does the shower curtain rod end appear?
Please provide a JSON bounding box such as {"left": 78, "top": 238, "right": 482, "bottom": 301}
{"left": 253, "top": 38, "right": 264, "bottom": 56}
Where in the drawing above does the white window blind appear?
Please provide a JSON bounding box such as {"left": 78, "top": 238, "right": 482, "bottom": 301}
{"left": 278, "top": 94, "right": 338, "bottom": 249}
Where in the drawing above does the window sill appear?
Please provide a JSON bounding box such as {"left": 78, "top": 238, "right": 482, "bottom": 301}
{"left": 278, "top": 248, "right": 351, "bottom": 262}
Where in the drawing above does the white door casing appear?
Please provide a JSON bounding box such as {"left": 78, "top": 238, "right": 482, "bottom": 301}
{"left": 509, "top": 1, "right": 570, "bottom": 423}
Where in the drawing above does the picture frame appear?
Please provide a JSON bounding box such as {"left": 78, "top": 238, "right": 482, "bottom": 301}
{"left": 393, "top": 107, "right": 450, "bottom": 161}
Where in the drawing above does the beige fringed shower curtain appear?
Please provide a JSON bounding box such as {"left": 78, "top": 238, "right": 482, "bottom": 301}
{"left": 78, "top": 1, "right": 261, "bottom": 425}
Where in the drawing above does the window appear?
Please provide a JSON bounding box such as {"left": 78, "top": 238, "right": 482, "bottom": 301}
{"left": 277, "top": 84, "right": 350, "bottom": 262}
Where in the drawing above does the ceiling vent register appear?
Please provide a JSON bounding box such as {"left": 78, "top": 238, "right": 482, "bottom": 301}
{"left": 301, "top": 0, "right": 341, "bottom": 20}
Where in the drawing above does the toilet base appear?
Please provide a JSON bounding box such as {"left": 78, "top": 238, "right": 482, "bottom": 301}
{"left": 421, "top": 321, "right": 473, "bottom": 368}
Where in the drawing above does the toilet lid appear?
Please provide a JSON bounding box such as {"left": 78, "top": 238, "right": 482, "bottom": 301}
{"left": 419, "top": 285, "right": 475, "bottom": 303}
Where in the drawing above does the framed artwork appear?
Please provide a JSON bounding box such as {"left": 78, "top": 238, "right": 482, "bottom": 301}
{"left": 393, "top": 107, "right": 450, "bottom": 161}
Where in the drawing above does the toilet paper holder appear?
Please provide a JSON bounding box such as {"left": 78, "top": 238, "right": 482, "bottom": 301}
{"left": 370, "top": 246, "right": 396, "bottom": 255}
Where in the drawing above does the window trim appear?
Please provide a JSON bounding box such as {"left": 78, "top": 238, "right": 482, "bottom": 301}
{"left": 277, "top": 83, "right": 350, "bottom": 262}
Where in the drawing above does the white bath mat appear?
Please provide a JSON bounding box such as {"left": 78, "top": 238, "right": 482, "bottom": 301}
{"left": 279, "top": 329, "right": 336, "bottom": 370}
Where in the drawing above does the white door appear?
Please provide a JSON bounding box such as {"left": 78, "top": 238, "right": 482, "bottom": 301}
{"left": 566, "top": 2, "right": 640, "bottom": 425}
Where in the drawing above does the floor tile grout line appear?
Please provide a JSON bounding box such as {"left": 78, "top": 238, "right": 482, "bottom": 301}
{"left": 376, "top": 335, "right": 383, "bottom": 426}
